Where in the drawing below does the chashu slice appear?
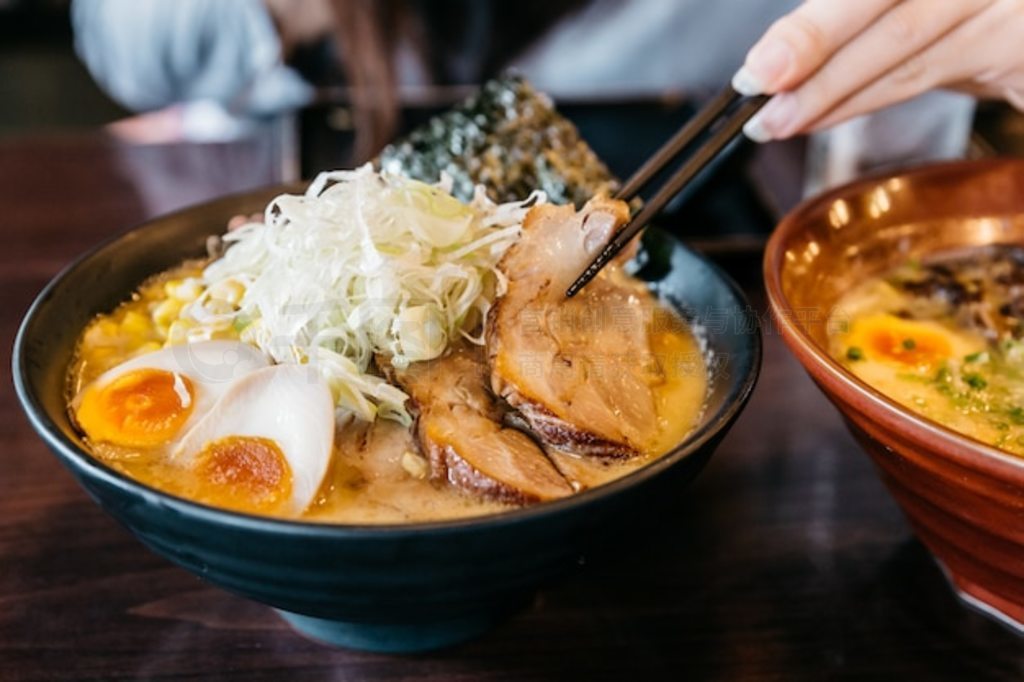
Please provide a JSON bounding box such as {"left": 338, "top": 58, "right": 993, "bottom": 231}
{"left": 392, "top": 346, "right": 573, "bottom": 505}
{"left": 486, "top": 197, "right": 663, "bottom": 459}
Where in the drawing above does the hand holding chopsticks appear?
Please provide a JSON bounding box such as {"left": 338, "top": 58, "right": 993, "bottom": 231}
{"left": 566, "top": 85, "right": 768, "bottom": 298}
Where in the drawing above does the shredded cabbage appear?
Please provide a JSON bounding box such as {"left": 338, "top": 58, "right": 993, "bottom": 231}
{"left": 182, "top": 164, "right": 543, "bottom": 424}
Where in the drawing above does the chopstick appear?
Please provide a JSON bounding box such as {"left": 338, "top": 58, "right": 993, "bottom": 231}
{"left": 565, "top": 85, "right": 769, "bottom": 298}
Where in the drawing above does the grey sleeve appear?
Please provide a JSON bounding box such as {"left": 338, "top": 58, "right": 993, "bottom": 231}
{"left": 71, "top": 0, "right": 311, "bottom": 114}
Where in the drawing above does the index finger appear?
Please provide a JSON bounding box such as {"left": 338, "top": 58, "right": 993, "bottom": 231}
{"left": 733, "top": 0, "right": 901, "bottom": 96}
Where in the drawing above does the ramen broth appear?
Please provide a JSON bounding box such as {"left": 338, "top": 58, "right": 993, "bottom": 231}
{"left": 69, "top": 265, "right": 708, "bottom": 523}
{"left": 830, "top": 245, "right": 1024, "bottom": 457}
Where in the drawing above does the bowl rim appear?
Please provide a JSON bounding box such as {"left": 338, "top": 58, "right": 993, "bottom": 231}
{"left": 14, "top": 185, "right": 762, "bottom": 538}
{"left": 763, "top": 157, "right": 1024, "bottom": 481}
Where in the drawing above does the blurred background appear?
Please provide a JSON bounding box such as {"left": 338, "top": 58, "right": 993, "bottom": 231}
{"left": 4, "top": 0, "right": 1024, "bottom": 249}
{"left": 0, "top": 0, "right": 126, "bottom": 133}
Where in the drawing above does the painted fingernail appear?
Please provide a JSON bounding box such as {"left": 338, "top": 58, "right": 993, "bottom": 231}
{"left": 745, "top": 37, "right": 793, "bottom": 91}
{"left": 743, "top": 94, "right": 798, "bottom": 143}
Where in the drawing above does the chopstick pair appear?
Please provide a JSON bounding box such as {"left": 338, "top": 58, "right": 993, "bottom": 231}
{"left": 565, "top": 85, "right": 769, "bottom": 298}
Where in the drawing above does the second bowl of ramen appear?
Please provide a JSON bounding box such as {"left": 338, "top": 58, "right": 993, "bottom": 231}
{"left": 765, "top": 159, "right": 1024, "bottom": 633}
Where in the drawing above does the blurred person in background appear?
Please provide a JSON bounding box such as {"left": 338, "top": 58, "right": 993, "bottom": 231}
{"left": 72, "top": 0, "right": 1024, "bottom": 189}
{"left": 72, "top": 0, "right": 794, "bottom": 156}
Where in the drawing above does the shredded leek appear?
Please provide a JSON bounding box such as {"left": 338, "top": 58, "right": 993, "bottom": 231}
{"left": 183, "top": 164, "right": 543, "bottom": 424}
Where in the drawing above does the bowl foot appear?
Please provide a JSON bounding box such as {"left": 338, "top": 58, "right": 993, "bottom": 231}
{"left": 934, "top": 559, "right": 1024, "bottom": 635}
{"left": 276, "top": 605, "right": 520, "bottom": 653}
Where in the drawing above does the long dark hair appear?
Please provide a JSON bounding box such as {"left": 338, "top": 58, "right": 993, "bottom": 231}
{"left": 328, "top": 0, "right": 587, "bottom": 160}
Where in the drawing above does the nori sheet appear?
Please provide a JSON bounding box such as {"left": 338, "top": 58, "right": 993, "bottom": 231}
{"left": 377, "top": 75, "right": 618, "bottom": 206}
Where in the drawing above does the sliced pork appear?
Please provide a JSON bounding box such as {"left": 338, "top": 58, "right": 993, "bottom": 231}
{"left": 486, "top": 197, "right": 663, "bottom": 459}
{"left": 392, "top": 347, "right": 573, "bottom": 505}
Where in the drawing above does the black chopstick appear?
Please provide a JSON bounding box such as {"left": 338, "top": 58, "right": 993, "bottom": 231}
{"left": 616, "top": 86, "right": 741, "bottom": 201}
{"left": 566, "top": 86, "right": 769, "bottom": 298}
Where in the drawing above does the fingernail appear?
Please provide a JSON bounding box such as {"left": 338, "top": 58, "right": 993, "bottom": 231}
{"left": 745, "top": 37, "right": 793, "bottom": 91}
{"left": 743, "top": 112, "right": 772, "bottom": 143}
{"left": 731, "top": 66, "right": 764, "bottom": 97}
{"left": 743, "top": 94, "right": 798, "bottom": 143}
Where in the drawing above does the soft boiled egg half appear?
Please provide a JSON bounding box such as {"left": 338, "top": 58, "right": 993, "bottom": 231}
{"left": 172, "top": 364, "right": 334, "bottom": 515}
{"left": 73, "top": 340, "right": 269, "bottom": 448}
{"left": 837, "top": 313, "right": 987, "bottom": 404}
{"left": 72, "top": 341, "right": 335, "bottom": 515}
{"left": 840, "top": 313, "right": 985, "bottom": 371}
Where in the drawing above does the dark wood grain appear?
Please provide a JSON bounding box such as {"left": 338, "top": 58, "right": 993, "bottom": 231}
{"left": 1, "top": 134, "right": 1022, "bottom": 682}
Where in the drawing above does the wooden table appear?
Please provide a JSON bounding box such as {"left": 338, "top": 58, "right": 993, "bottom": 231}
{"left": 1, "top": 134, "right": 1021, "bottom": 681}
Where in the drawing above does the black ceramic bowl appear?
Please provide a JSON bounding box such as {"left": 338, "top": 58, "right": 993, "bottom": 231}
{"left": 13, "top": 186, "right": 760, "bottom": 653}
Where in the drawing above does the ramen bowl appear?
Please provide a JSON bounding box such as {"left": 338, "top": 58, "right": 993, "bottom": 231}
{"left": 765, "top": 158, "right": 1024, "bottom": 633}
{"left": 14, "top": 185, "right": 760, "bottom": 653}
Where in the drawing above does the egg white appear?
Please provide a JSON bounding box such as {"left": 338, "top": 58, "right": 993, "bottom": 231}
{"left": 173, "top": 363, "right": 335, "bottom": 514}
{"left": 73, "top": 340, "right": 270, "bottom": 443}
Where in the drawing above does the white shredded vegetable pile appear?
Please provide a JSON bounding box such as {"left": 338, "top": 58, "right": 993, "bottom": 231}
{"left": 181, "top": 164, "right": 544, "bottom": 424}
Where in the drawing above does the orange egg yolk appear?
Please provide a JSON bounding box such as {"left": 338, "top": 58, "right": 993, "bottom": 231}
{"left": 850, "top": 315, "right": 953, "bottom": 367}
{"left": 76, "top": 369, "right": 195, "bottom": 447}
{"left": 193, "top": 436, "right": 292, "bottom": 512}
{"left": 865, "top": 327, "right": 950, "bottom": 366}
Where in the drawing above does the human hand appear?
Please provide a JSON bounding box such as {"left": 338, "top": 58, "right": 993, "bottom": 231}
{"left": 733, "top": 0, "right": 1024, "bottom": 142}
{"left": 106, "top": 106, "right": 186, "bottom": 145}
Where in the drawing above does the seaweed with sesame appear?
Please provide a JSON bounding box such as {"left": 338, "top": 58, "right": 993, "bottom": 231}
{"left": 377, "top": 75, "right": 619, "bottom": 207}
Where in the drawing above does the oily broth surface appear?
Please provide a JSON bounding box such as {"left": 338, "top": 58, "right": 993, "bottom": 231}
{"left": 68, "top": 265, "right": 709, "bottom": 523}
{"left": 69, "top": 262, "right": 206, "bottom": 392}
{"left": 829, "top": 246, "right": 1024, "bottom": 457}
{"left": 306, "top": 312, "right": 708, "bottom": 523}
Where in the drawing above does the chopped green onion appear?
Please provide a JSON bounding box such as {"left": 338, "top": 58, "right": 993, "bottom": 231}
{"left": 963, "top": 373, "right": 988, "bottom": 390}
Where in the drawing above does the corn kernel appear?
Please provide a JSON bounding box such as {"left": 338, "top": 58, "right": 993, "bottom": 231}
{"left": 120, "top": 311, "right": 151, "bottom": 338}
{"left": 162, "top": 279, "right": 182, "bottom": 297}
{"left": 98, "top": 319, "right": 120, "bottom": 337}
{"left": 152, "top": 298, "right": 183, "bottom": 329}
{"left": 401, "top": 451, "right": 429, "bottom": 479}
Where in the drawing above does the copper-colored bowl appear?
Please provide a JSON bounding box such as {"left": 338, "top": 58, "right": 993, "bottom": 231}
{"left": 764, "top": 158, "right": 1024, "bottom": 633}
